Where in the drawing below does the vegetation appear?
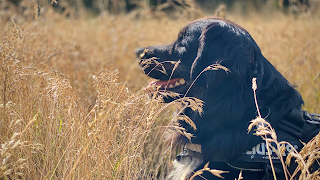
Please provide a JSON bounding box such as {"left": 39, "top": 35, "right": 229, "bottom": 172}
{"left": 0, "top": 0, "right": 320, "bottom": 179}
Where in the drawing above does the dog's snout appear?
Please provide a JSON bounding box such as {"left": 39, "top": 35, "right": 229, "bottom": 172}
{"left": 140, "top": 48, "right": 152, "bottom": 59}
{"left": 135, "top": 47, "right": 146, "bottom": 58}
{"left": 175, "top": 154, "right": 192, "bottom": 164}
{"left": 136, "top": 48, "right": 150, "bottom": 60}
{"left": 176, "top": 155, "right": 182, "bottom": 161}
{"left": 140, "top": 44, "right": 172, "bottom": 60}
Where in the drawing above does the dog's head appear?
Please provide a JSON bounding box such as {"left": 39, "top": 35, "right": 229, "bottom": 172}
{"left": 139, "top": 17, "right": 304, "bottom": 162}
{"left": 139, "top": 18, "right": 262, "bottom": 103}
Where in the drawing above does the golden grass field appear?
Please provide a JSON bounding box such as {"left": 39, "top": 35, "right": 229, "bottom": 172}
{"left": 0, "top": 3, "right": 320, "bottom": 179}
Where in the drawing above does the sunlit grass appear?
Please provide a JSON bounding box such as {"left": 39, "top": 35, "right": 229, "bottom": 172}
{"left": 0, "top": 5, "right": 319, "bottom": 179}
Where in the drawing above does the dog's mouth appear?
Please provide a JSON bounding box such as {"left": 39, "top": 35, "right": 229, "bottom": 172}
{"left": 144, "top": 78, "right": 188, "bottom": 92}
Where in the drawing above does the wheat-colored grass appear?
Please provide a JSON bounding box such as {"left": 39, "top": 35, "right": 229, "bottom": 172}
{"left": 0, "top": 3, "right": 320, "bottom": 179}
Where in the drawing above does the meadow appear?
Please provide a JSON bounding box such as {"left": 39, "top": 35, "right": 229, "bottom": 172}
{"left": 0, "top": 2, "right": 320, "bottom": 179}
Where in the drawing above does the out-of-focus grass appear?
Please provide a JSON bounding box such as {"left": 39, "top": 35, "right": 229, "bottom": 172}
{"left": 0, "top": 4, "right": 319, "bottom": 179}
{"left": 0, "top": 19, "right": 179, "bottom": 179}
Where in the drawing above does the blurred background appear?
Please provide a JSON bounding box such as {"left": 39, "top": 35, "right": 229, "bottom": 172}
{"left": 2, "top": 0, "right": 320, "bottom": 19}
{"left": 1, "top": 0, "right": 319, "bottom": 109}
{"left": 0, "top": 0, "right": 320, "bottom": 179}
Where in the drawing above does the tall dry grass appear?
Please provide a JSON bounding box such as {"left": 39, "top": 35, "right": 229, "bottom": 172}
{"left": 0, "top": 4, "right": 320, "bottom": 180}
{"left": 0, "top": 21, "right": 185, "bottom": 179}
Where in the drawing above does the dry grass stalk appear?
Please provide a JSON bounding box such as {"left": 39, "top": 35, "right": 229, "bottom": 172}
{"left": 190, "top": 162, "right": 229, "bottom": 180}
{"left": 287, "top": 132, "right": 320, "bottom": 180}
{"left": 0, "top": 7, "right": 319, "bottom": 180}
{"left": 249, "top": 78, "right": 320, "bottom": 180}
{"left": 250, "top": 77, "right": 290, "bottom": 180}
{"left": 184, "top": 64, "right": 230, "bottom": 97}
{"left": 237, "top": 170, "right": 243, "bottom": 180}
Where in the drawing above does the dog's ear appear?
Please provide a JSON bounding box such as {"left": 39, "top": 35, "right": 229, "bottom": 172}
{"left": 190, "top": 21, "right": 259, "bottom": 87}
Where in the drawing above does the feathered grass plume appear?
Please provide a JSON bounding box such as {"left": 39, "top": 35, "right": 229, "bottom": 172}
{"left": 0, "top": 8, "right": 319, "bottom": 180}
{"left": 287, "top": 131, "right": 320, "bottom": 180}
{"left": 248, "top": 78, "right": 320, "bottom": 180}
{"left": 190, "top": 162, "right": 229, "bottom": 180}
{"left": 249, "top": 77, "right": 291, "bottom": 180}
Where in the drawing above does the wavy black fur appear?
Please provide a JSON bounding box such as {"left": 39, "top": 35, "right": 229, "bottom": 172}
{"left": 139, "top": 18, "right": 304, "bottom": 179}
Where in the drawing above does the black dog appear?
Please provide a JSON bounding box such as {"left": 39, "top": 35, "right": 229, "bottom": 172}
{"left": 139, "top": 18, "right": 320, "bottom": 180}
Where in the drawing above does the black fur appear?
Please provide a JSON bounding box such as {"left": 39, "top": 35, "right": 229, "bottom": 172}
{"left": 139, "top": 18, "right": 305, "bottom": 179}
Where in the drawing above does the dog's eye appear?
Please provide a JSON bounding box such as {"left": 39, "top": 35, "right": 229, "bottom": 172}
{"left": 178, "top": 27, "right": 187, "bottom": 39}
{"left": 175, "top": 41, "right": 184, "bottom": 48}
{"left": 174, "top": 42, "right": 186, "bottom": 54}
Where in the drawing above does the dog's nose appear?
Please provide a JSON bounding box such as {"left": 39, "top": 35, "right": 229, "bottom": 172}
{"left": 175, "top": 154, "right": 192, "bottom": 164}
{"left": 139, "top": 48, "right": 156, "bottom": 61}
{"left": 176, "top": 155, "right": 182, "bottom": 161}
{"left": 135, "top": 47, "right": 146, "bottom": 58}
